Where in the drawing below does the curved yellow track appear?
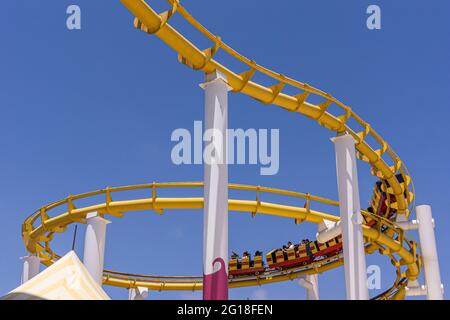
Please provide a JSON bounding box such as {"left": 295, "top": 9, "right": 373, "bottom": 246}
{"left": 121, "top": 0, "right": 415, "bottom": 216}
{"left": 22, "top": 183, "right": 420, "bottom": 300}
{"left": 20, "top": 0, "right": 421, "bottom": 300}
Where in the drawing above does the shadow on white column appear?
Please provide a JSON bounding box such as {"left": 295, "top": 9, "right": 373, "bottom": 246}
{"left": 21, "top": 254, "right": 40, "bottom": 284}
{"left": 299, "top": 274, "right": 319, "bottom": 300}
{"left": 200, "top": 70, "right": 231, "bottom": 300}
{"left": 331, "top": 134, "right": 368, "bottom": 300}
{"left": 416, "top": 205, "right": 444, "bottom": 300}
{"left": 83, "top": 212, "right": 111, "bottom": 286}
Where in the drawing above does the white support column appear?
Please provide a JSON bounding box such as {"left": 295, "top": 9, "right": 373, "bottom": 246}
{"left": 416, "top": 205, "right": 444, "bottom": 300}
{"left": 299, "top": 274, "right": 319, "bottom": 300}
{"left": 128, "top": 287, "right": 149, "bottom": 300}
{"left": 200, "top": 70, "right": 230, "bottom": 300}
{"left": 83, "top": 212, "right": 111, "bottom": 286}
{"left": 331, "top": 134, "right": 369, "bottom": 300}
{"left": 21, "top": 254, "right": 40, "bottom": 284}
{"left": 316, "top": 219, "right": 341, "bottom": 243}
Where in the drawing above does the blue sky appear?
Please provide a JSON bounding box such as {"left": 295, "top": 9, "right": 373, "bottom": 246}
{"left": 0, "top": 0, "right": 449, "bottom": 300}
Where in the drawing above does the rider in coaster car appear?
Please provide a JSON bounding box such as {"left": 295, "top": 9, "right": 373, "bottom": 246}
{"left": 301, "top": 238, "right": 313, "bottom": 257}
{"left": 255, "top": 250, "right": 264, "bottom": 266}
{"left": 283, "top": 241, "right": 294, "bottom": 252}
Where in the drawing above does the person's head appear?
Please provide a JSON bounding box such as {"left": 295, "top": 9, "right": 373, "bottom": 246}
{"left": 287, "top": 241, "right": 292, "bottom": 245}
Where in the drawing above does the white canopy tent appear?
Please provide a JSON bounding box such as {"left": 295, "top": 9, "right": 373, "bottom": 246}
{"left": 2, "top": 251, "right": 110, "bottom": 300}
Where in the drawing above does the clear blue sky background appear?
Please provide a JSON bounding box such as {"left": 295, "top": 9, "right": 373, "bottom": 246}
{"left": 0, "top": 0, "right": 449, "bottom": 300}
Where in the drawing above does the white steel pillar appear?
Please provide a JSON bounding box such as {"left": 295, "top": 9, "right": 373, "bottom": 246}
{"left": 128, "top": 287, "right": 149, "bottom": 300}
{"left": 416, "top": 205, "right": 444, "bottom": 300}
{"left": 21, "top": 254, "right": 40, "bottom": 284}
{"left": 200, "top": 70, "right": 230, "bottom": 300}
{"left": 331, "top": 134, "right": 369, "bottom": 300}
{"left": 299, "top": 274, "right": 319, "bottom": 300}
{"left": 83, "top": 212, "right": 111, "bottom": 285}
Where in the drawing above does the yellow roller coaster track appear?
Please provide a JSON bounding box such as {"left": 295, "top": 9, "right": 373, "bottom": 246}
{"left": 122, "top": 0, "right": 415, "bottom": 214}
{"left": 22, "top": 182, "right": 420, "bottom": 300}
{"left": 20, "top": 0, "right": 421, "bottom": 300}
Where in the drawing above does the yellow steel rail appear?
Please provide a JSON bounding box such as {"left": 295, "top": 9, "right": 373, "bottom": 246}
{"left": 19, "top": 0, "right": 421, "bottom": 300}
{"left": 114, "top": 0, "right": 420, "bottom": 298}
{"left": 22, "top": 182, "right": 420, "bottom": 300}
{"left": 120, "top": 0, "right": 415, "bottom": 217}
